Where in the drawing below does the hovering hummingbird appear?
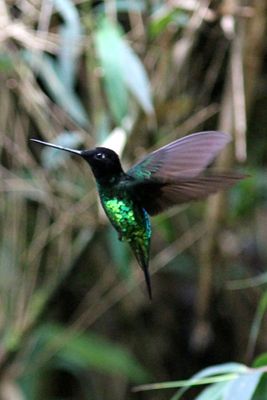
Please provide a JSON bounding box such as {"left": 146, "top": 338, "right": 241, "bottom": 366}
{"left": 31, "top": 131, "right": 244, "bottom": 299}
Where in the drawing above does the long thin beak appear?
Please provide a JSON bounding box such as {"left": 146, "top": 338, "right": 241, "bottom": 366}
{"left": 30, "top": 138, "right": 82, "bottom": 156}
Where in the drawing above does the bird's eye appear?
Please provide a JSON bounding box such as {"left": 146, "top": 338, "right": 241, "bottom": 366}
{"left": 95, "top": 152, "right": 105, "bottom": 160}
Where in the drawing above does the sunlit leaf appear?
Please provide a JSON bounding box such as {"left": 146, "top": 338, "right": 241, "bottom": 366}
{"left": 118, "top": 35, "right": 154, "bottom": 115}
{"left": 223, "top": 371, "right": 263, "bottom": 400}
{"left": 94, "top": 18, "right": 154, "bottom": 124}
{"left": 195, "top": 381, "right": 229, "bottom": 400}
{"left": 94, "top": 19, "right": 128, "bottom": 124}
{"left": 134, "top": 363, "right": 247, "bottom": 398}
{"left": 53, "top": 0, "right": 82, "bottom": 89}
{"left": 170, "top": 363, "right": 247, "bottom": 400}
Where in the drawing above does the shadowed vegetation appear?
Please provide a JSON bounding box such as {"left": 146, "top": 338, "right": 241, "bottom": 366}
{"left": 0, "top": 0, "right": 267, "bottom": 399}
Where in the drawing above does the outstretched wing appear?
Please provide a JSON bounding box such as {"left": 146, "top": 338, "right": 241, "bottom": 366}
{"left": 127, "top": 131, "right": 231, "bottom": 181}
{"left": 126, "top": 131, "right": 245, "bottom": 215}
{"left": 132, "top": 173, "right": 245, "bottom": 215}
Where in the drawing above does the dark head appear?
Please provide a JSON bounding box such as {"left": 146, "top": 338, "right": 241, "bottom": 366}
{"left": 81, "top": 147, "right": 124, "bottom": 183}
{"left": 30, "top": 139, "right": 124, "bottom": 184}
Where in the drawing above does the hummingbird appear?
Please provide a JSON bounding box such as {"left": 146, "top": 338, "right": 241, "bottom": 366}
{"left": 31, "top": 131, "right": 244, "bottom": 299}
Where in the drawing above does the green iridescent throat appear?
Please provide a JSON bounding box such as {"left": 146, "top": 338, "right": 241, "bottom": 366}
{"left": 98, "top": 185, "right": 151, "bottom": 266}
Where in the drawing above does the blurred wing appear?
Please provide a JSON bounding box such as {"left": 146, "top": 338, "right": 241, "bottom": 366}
{"left": 134, "top": 173, "right": 245, "bottom": 216}
{"left": 127, "top": 131, "right": 231, "bottom": 180}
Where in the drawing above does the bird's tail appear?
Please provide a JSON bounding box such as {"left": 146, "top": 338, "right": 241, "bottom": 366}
{"left": 143, "top": 264, "right": 152, "bottom": 301}
{"left": 133, "top": 246, "right": 152, "bottom": 300}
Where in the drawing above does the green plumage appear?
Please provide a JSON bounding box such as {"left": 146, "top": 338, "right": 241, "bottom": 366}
{"left": 99, "top": 185, "right": 152, "bottom": 297}
{"left": 99, "top": 186, "right": 151, "bottom": 256}
{"left": 31, "top": 131, "right": 245, "bottom": 300}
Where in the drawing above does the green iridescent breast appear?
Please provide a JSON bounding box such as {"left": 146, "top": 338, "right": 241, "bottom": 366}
{"left": 98, "top": 187, "right": 151, "bottom": 245}
{"left": 98, "top": 185, "right": 152, "bottom": 290}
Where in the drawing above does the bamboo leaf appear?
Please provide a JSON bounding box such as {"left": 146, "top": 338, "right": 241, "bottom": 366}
{"left": 223, "top": 371, "right": 263, "bottom": 400}
{"left": 170, "top": 363, "right": 248, "bottom": 400}
{"left": 195, "top": 381, "right": 229, "bottom": 400}
{"left": 251, "top": 374, "right": 267, "bottom": 400}
{"left": 95, "top": 18, "right": 154, "bottom": 124}
{"left": 134, "top": 363, "right": 247, "bottom": 398}
{"left": 39, "top": 324, "right": 151, "bottom": 383}
{"left": 118, "top": 35, "right": 154, "bottom": 115}
{"left": 253, "top": 352, "right": 267, "bottom": 368}
{"left": 24, "top": 52, "right": 89, "bottom": 127}
{"left": 94, "top": 19, "right": 128, "bottom": 124}
{"left": 247, "top": 291, "right": 267, "bottom": 359}
{"left": 53, "top": 0, "right": 82, "bottom": 89}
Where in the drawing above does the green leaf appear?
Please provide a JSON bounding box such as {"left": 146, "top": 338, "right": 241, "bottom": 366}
{"left": 117, "top": 34, "right": 154, "bottom": 115}
{"left": 251, "top": 374, "right": 267, "bottom": 400}
{"left": 53, "top": 0, "right": 82, "bottom": 89}
{"left": 134, "top": 363, "right": 247, "bottom": 398}
{"left": 223, "top": 371, "right": 263, "bottom": 400}
{"left": 95, "top": 19, "right": 128, "bottom": 124}
{"left": 38, "top": 324, "right": 151, "bottom": 383}
{"left": 195, "top": 381, "right": 229, "bottom": 400}
{"left": 24, "top": 51, "right": 89, "bottom": 127}
{"left": 253, "top": 352, "right": 267, "bottom": 368}
{"left": 94, "top": 18, "right": 154, "bottom": 123}
{"left": 0, "top": 52, "right": 14, "bottom": 72}
{"left": 248, "top": 291, "right": 267, "bottom": 359}
{"left": 229, "top": 169, "right": 267, "bottom": 218}
{"left": 170, "top": 363, "right": 247, "bottom": 400}
{"left": 149, "top": 6, "right": 188, "bottom": 38}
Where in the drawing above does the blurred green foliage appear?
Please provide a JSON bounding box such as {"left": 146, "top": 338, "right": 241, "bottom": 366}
{"left": 0, "top": 0, "right": 267, "bottom": 399}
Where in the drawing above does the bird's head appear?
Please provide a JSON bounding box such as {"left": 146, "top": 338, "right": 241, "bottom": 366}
{"left": 30, "top": 139, "right": 124, "bottom": 184}
{"left": 82, "top": 147, "right": 124, "bottom": 182}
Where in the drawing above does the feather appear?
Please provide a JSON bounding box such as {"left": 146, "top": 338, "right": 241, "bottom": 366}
{"left": 127, "top": 131, "right": 231, "bottom": 180}
{"left": 132, "top": 173, "right": 245, "bottom": 215}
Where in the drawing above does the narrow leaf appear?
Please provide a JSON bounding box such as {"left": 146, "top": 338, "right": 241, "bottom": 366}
{"left": 37, "top": 324, "right": 151, "bottom": 383}
{"left": 223, "top": 371, "right": 263, "bottom": 400}
{"left": 118, "top": 35, "right": 154, "bottom": 115}
{"left": 170, "top": 363, "right": 248, "bottom": 400}
{"left": 251, "top": 374, "right": 267, "bottom": 400}
{"left": 253, "top": 352, "right": 267, "bottom": 368}
{"left": 134, "top": 374, "right": 238, "bottom": 393}
{"left": 247, "top": 291, "right": 267, "bottom": 359}
{"left": 24, "top": 52, "right": 89, "bottom": 127}
{"left": 53, "top": 0, "right": 82, "bottom": 89}
{"left": 195, "top": 381, "right": 230, "bottom": 400}
{"left": 95, "top": 18, "right": 154, "bottom": 123}
{"left": 94, "top": 19, "right": 128, "bottom": 124}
